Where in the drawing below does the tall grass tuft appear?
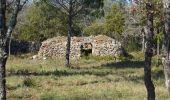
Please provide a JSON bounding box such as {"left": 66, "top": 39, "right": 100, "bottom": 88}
{"left": 22, "top": 77, "right": 36, "bottom": 87}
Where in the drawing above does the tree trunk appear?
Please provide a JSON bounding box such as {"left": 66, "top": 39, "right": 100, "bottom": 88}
{"left": 162, "top": 0, "right": 170, "bottom": 92}
{"left": 142, "top": 28, "right": 146, "bottom": 52}
{"left": 0, "top": 50, "right": 7, "bottom": 100}
{"left": 156, "top": 27, "right": 160, "bottom": 67}
{"left": 0, "top": 0, "right": 27, "bottom": 99}
{"left": 65, "top": 26, "right": 71, "bottom": 67}
{"left": 156, "top": 39, "right": 160, "bottom": 66}
{"left": 0, "top": 0, "right": 7, "bottom": 99}
{"left": 8, "top": 35, "right": 12, "bottom": 59}
{"left": 144, "top": 2, "right": 155, "bottom": 100}
{"left": 65, "top": 0, "right": 73, "bottom": 67}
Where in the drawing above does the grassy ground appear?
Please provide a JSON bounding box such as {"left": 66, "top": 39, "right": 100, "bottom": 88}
{"left": 6, "top": 52, "right": 170, "bottom": 100}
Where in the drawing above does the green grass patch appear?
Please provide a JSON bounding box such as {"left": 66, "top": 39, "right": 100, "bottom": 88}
{"left": 6, "top": 52, "right": 170, "bottom": 100}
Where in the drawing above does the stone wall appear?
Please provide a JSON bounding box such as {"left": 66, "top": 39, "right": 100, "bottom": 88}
{"left": 37, "top": 35, "right": 123, "bottom": 59}
{"left": 9, "top": 39, "right": 41, "bottom": 54}
{"left": 92, "top": 35, "right": 121, "bottom": 56}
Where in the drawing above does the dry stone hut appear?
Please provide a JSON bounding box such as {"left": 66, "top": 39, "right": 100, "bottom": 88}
{"left": 37, "top": 35, "right": 124, "bottom": 59}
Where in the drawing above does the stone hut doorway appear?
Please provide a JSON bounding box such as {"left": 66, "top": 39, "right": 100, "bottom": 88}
{"left": 80, "top": 43, "right": 92, "bottom": 57}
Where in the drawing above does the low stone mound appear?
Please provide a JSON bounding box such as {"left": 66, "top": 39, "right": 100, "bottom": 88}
{"left": 37, "top": 35, "right": 124, "bottom": 59}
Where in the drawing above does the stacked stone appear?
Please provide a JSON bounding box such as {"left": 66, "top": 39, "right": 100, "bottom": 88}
{"left": 38, "top": 36, "right": 67, "bottom": 58}
{"left": 37, "top": 35, "right": 123, "bottom": 59}
{"left": 70, "top": 37, "right": 82, "bottom": 58}
{"left": 92, "top": 35, "right": 122, "bottom": 56}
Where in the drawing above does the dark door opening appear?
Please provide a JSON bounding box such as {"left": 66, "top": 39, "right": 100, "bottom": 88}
{"left": 80, "top": 43, "right": 92, "bottom": 57}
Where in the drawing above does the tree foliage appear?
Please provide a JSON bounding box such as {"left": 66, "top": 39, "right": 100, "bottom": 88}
{"left": 15, "top": 1, "right": 68, "bottom": 41}
{"left": 15, "top": 0, "right": 104, "bottom": 42}
{"left": 105, "top": 3, "right": 125, "bottom": 39}
{"left": 83, "top": 22, "right": 105, "bottom": 36}
{"left": 83, "top": 3, "right": 125, "bottom": 40}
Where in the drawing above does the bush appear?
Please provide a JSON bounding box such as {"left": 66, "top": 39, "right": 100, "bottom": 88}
{"left": 41, "top": 93, "right": 56, "bottom": 100}
{"left": 22, "top": 78, "right": 36, "bottom": 87}
{"left": 83, "top": 23, "right": 105, "bottom": 36}
{"left": 117, "top": 54, "right": 133, "bottom": 61}
{"left": 123, "top": 37, "right": 141, "bottom": 52}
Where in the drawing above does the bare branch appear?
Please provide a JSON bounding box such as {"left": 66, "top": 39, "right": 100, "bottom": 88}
{"left": 72, "top": 6, "right": 83, "bottom": 17}
{"left": 19, "top": 0, "right": 28, "bottom": 10}
{"left": 49, "top": 0, "right": 69, "bottom": 13}
{"left": 6, "top": 0, "right": 15, "bottom": 8}
{"left": 6, "top": 0, "right": 28, "bottom": 40}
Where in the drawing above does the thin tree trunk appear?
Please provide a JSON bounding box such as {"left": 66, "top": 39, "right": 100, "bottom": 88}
{"left": 142, "top": 28, "right": 146, "bottom": 52}
{"left": 65, "top": 0, "right": 73, "bottom": 67}
{"left": 65, "top": 28, "right": 71, "bottom": 67}
{"left": 0, "top": 52, "right": 7, "bottom": 100}
{"left": 162, "top": 0, "right": 170, "bottom": 92}
{"left": 0, "top": 0, "right": 27, "bottom": 99}
{"left": 157, "top": 39, "right": 160, "bottom": 65}
{"left": 0, "top": 0, "right": 7, "bottom": 99}
{"left": 144, "top": 2, "right": 155, "bottom": 100}
{"left": 156, "top": 27, "right": 160, "bottom": 67}
{"left": 8, "top": 35, "right": 12, "bottom": 59}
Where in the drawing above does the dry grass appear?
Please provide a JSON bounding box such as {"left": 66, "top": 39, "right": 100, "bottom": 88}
{"left": 5, "top": 52, "right": 170, "bottom": 100}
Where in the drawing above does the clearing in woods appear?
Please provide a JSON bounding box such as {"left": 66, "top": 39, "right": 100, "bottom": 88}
{"left": 6, "top": 52, "right": 170, "bottom": 100}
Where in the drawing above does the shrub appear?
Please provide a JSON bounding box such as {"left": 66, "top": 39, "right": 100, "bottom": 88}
{"left": 22, "top": 78, "right": 36, "bottom": 87}
{"left": 41, "top": 93, "right": 56, "bottom": 100}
